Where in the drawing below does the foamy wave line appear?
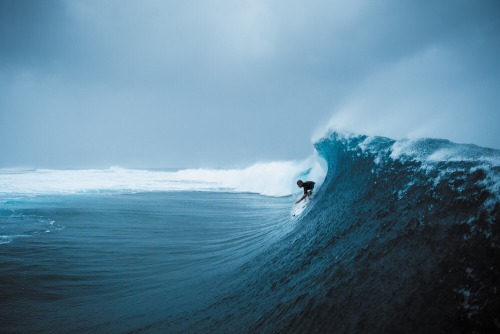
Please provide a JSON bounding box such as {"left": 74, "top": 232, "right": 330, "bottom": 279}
{"left": 0, "top": 157, "right": 326, "bottom": 197}
{"left": 0, "top": 234, "right": 30, "bottom": 245}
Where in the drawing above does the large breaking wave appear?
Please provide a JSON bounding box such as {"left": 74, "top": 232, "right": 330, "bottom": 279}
{"left": 162, "top": 131, "right": 500, "bottom": 333}
{"left": 1, "top": 131, "right": 499, "bottom": 332}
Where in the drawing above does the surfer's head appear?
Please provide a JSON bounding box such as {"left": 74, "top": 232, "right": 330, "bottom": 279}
{"left": 297, "top": 180, "right": 303, "bottom": 187}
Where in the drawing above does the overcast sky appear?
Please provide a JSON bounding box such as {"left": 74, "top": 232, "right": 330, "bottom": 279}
{"left": 1, "top": 0, "right": 499, "bottom": 169}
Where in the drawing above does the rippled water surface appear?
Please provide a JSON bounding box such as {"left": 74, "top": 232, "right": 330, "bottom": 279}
{"left": 0, "top": 191, "right": 292, "bottom": 333}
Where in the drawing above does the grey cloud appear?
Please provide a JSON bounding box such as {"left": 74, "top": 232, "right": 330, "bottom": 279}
{"left": 1, "top": 0, "right": 499, "bottom": 168}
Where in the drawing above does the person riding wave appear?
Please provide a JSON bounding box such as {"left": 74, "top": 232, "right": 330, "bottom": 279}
{"left": 295, "top": 180, "right": 315, "bottom": 204}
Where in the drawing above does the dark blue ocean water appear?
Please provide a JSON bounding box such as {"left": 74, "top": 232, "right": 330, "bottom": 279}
{"left": 0, "top": 192, "right": 293, "bottom": 333}
{"left": 2, "top": 132, "right": 500, "bottom": 333}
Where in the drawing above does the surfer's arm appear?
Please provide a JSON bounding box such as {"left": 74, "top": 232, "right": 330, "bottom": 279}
{"left": 295, "top": 193, "right": 307, "bottom": 204}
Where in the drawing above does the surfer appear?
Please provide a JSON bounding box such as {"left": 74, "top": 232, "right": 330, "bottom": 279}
{"left": 295, "top": 180, "right": 315, "bottom": 204}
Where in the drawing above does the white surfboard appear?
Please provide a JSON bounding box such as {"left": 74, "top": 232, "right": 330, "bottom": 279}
{"left": 291, "top": 196, "right": 310, "bottom": 217}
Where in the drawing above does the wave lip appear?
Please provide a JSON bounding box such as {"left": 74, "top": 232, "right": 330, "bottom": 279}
{"left": 315, "top": 131, "right": 500, "bottom": 199}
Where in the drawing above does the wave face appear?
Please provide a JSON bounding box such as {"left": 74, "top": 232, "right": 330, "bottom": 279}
{"left": 166, "top": 132, "right": 500, "bottom": 333}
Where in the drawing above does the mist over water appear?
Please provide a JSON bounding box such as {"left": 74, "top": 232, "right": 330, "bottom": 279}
{"left": 1, "top": 0, "right": 499, "bottom": 169}
{"left": 1, "top": 0, "right": 500, "bottom": 332}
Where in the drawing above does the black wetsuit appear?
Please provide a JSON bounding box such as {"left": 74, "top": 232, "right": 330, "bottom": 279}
{"left": 302, "top": 181, "right": 315, "bottom": 194}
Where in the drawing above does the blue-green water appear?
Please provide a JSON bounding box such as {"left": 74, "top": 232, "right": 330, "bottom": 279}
{"left": 2, "top": 132, "right": 500, "bottom": 333}
{"left": 1, "top": 192, "right": 293, "bottom": 332}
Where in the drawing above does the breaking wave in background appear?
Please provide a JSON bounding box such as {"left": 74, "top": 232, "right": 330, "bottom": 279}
{"left": 0, "top": 156, "right": 326, "bottom": 198}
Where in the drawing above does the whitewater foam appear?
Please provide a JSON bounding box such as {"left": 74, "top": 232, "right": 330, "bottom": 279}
{"left": 389, "top": 138, "right": 500, "bottom": 164}
{"left": 0, "top": 156, "right": 326, "bottom": 197}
